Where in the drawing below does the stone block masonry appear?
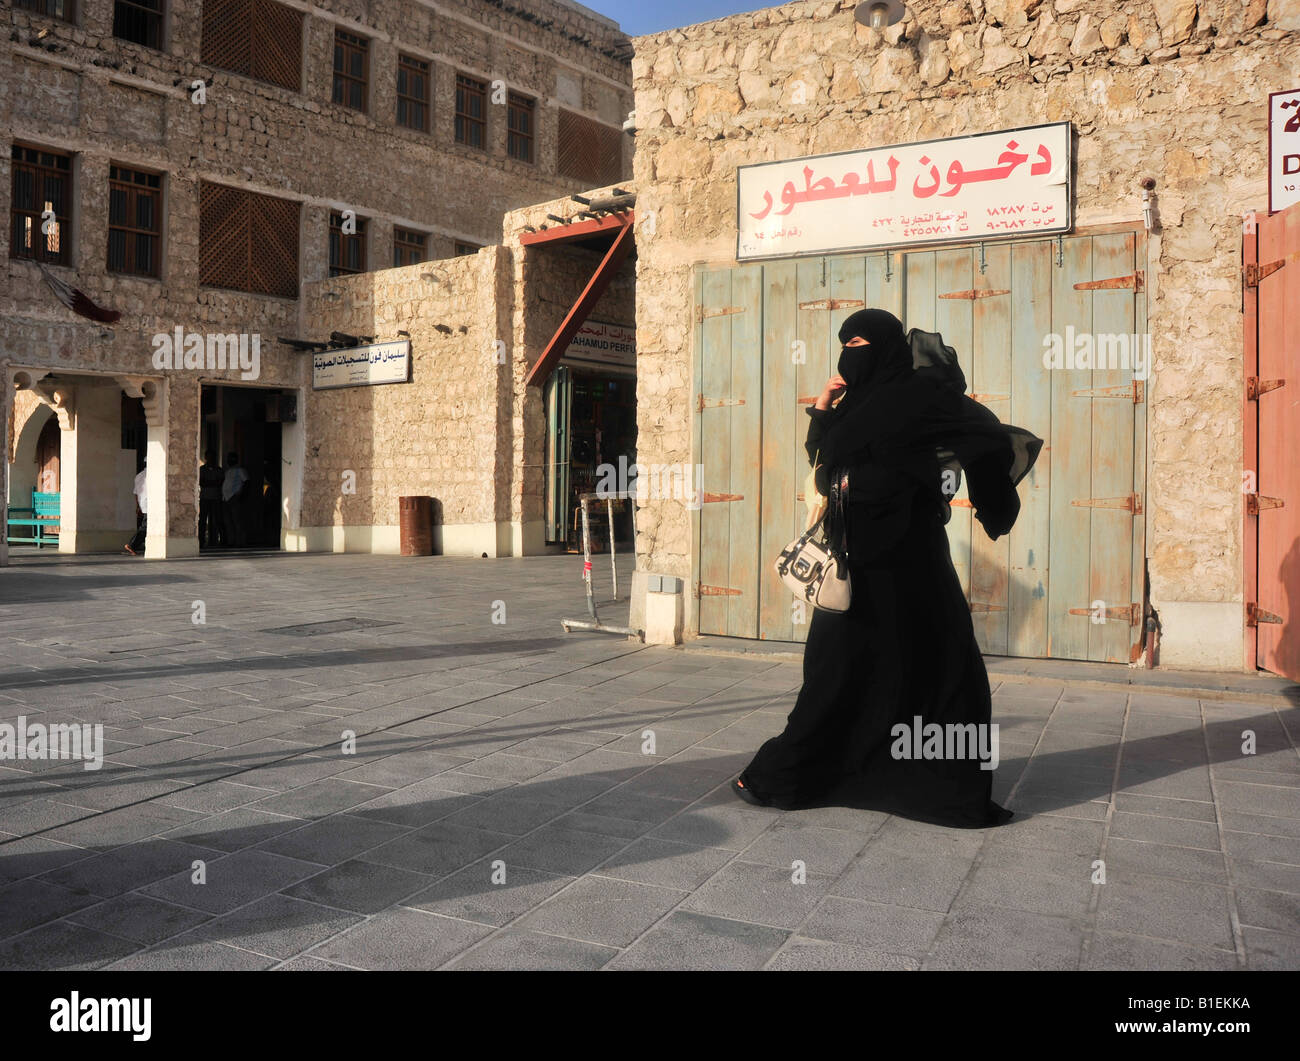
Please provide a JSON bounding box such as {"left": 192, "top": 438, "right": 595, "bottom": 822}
{"left": 628, "top": 0, "right": 1300, "bottom": 666}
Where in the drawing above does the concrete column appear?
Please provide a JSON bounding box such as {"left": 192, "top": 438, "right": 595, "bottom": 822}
{"left": 119, "top": 376, "right": 176, "bottom": 559}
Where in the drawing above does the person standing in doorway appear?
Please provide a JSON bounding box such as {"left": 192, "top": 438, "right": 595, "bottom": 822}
{"left": 199, "top": 451, "right": 224, "bottom": 549}
{"left": 222, "top": 451, "right": 249, "bottom": 548}
{"left": 125, "top": 460, "right": 147, "bottom": 555}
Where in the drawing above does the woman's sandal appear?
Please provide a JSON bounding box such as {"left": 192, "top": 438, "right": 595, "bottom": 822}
{"left": 731, "top": 776, "right": 769, "bottom": 807}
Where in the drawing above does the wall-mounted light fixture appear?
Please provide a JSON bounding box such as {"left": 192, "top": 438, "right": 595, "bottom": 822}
{"left": 853, "top": 0, "right": 906, "bottom": 29}
{"left": 1139, "top": 176, "right": 1158, "bottom": 233}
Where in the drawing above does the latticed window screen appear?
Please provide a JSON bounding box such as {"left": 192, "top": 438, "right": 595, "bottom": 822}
{"left": 201, "top": 0, "right": 302, "bottom": 92}
{"left": 557, "top": 110, "right": 625, "bottom": 187}
{"left": 199, "top": 181, "right": 299, "bottom": 298}
{"left": 10, "top": 144, "right": 72, "bottom": 266}
{"left": 108, "top": 164, "right": 162, "bottom": 277}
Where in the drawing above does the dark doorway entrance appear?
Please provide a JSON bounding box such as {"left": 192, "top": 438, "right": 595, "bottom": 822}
{"left": 200, "top": 384, "right": 295, "bottom": 551}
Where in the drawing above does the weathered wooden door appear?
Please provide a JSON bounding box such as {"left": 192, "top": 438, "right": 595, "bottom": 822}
{"left": 1245, "top": 206, "right": 1300, "bottom": 681}
{"left": 693, "top": 229, "right": 1147, "bottom": 663}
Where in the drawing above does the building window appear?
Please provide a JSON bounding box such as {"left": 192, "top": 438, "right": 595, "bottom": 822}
{"left": 199, "top": 181, "right": 299, "bottom": 298}
{"left": 113, "top": 0, "right": 163, "bottom": 49}
{"left": 507, "top": 92, "right": 535, "bottom": 163}
{"left": 397, "top": 55, "right": 429, "bottom": 133}
{"left": 329, "top": 211, "right": 367, "bottom": 276}
{"left": 201, "top": 0, "right": 303, "bottom": 93}
{"left": 393, "top": 227, "right": 426, "bottom": 268}
{"left": 453, "top": 241, "right": 481, "bottom": 257}
{"left": 333, "top": 29, "right": 368, "bottom": 112}
{"left": 455, "top": 74, "right": 486, "bottom": 149}
{"left": 10, "top": 144, "right": 72, "bottom": 266}
{"left": 13, "top": 0, "right": 76, "bottom": 24}
{"left": 108, "top": 165, "right": 162, "bottom": 278}
{"left": 557, "top": 109, "right": 625, "bottom": 187}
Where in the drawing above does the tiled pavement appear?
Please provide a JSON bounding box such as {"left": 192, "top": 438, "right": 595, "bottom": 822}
{"left": 0, "top": 550, "right": 1298, "bottom": 970}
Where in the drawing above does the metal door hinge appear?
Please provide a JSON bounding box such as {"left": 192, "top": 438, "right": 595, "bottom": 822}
{"left": 697, "top": 394, "right": 745, "bottom": 412}
{"left": 938, "top": 288, "right": 1010, "bottom": 300}
{"left": 1071, "top": 493, "right": 1143, "bottom": 514}
{"left": 1074, "top": 271, "right": 1144, "bottom": 292}
{"left": 1245, "top": 493, "right": 1285, "bottom": 516}
{"left": 696, "top": 305, "right": 745, "bottom": 323}
{"left": 1069, "top": 603, "right": 1142, "bottom": 625}
{"left": 1071, "top": 380, "right": 1144, "bottom": 403}
{"left": 1246, "top": 602, "right": 1283, "bottom": 626}
{"left": 1246, "top": 376, "right": 1285, "bottom": 400}
{"left": 696, "top": 582, "right": 742, "bottom": 598}
{"left": 797, "top": 298, "right": 864, "bottom": 311}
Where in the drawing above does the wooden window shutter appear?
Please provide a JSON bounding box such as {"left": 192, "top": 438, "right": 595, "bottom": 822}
{"left": 557, "top": 110, "right": 624, "bottom": 187}
{"left": 200, "top": 181, "right": 299, "bottom": 298}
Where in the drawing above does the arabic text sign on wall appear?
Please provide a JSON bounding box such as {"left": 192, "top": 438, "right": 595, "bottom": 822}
{"left": 737, "top": 122, "right": 1072, "bottom": 260}
{"left": 312, "top": 340, "right": 411, "bottom": 390}
{"left": 562, "top": 319, "right": 635, "bottom": 369}
{"left": 1269, "top": 89, "right": 1300, "bottom": 213}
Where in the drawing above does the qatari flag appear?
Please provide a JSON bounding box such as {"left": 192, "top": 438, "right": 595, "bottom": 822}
{"left": 37, "top": 263, "right": 121, "bottom": 324}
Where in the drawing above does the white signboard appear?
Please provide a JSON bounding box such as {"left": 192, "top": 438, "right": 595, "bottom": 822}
{"left": 562, "top": 320, "right": 635, "bottom": 369}
{"left": 313, "top": 340, "right": 411, "bottom": 390}
{"left": 737, "top": 122, "right": 1072, "bottom": 260}
{"left": 1270, "top": 89, "right": 1300, "bottom": 214}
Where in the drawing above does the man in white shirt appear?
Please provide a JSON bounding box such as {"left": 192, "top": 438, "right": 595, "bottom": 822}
{"left": 125, "top": 461, "right": 147, "bottom": 555}
{"left": 222, "top": 452, "right": 249, "bottom": 547}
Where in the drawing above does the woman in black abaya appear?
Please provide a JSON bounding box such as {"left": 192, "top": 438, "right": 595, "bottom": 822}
{"left": 732, "top": 309, "right": 1042, "bottom": 828}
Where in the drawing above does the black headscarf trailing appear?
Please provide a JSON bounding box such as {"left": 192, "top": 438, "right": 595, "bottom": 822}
{"left": 809, "top": 308, "right": 1042, "bottom": 547}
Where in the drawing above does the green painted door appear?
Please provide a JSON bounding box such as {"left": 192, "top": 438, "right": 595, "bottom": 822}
{"left": 692, "top": 230, "right": 1148, "bottom": 663}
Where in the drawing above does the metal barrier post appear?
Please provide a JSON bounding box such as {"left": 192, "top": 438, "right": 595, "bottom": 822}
{"left": 561, "top": 490, "right": 643, "bottom": 639}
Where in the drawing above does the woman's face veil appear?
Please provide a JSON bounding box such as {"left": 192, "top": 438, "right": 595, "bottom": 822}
{"left": 835, "top": 309, "right": 913, "bottom": 396}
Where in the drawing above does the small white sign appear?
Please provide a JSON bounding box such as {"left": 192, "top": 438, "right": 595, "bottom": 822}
{"left": 737, "top": 122, "right": 1072, "bottom": 260}
{"left": 1270, "top": 89, "right": 1300, "bottom": 214}
{"left": 562, "top": 320, "right": 635, "bottom": 369}
{"left": 313, "top": 340, "right": 411, "bottom": 390}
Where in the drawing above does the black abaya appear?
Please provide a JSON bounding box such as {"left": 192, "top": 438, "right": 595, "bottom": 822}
{"left": 739, "top": 313, "right": 1042, "bottom": 829}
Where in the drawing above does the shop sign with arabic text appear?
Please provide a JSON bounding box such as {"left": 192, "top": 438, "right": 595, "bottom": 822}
{"left": 312, "top": 340, "right": 411, "bottom": 390}
{"left": 737, "top": 122, "right": 1072, "bottom": 260}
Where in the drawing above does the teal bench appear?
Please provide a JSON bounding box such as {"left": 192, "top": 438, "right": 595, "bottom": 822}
{"left": 6, "top": 490, "right": 60, "bottom": 548}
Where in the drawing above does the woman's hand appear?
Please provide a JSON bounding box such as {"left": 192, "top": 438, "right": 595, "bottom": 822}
{"left": 815, "top": 374, "right": 847, "bottom": 411}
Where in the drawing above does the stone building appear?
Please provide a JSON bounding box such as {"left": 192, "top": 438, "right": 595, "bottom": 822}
{"left": 622, "top": 0, "right": 1300, "bottom": 675}
{"left": 3, "top": 0, "right": 632, "bottom": 560}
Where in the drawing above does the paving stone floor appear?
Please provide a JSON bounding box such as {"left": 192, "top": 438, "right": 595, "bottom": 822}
{"left": 0, "top": 550, "right": 1297, "bottom": 970}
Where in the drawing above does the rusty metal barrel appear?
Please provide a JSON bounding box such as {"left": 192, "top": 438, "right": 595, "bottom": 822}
{"left": 398, "top": 496, "right": 434, "bottom": 556}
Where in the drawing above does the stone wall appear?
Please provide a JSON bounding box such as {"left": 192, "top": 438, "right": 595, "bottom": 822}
{"left": 629, "top": 0, "right": 1300, "bottom": 665}
{"left": 2, "top": 0, "right": 631, "bottom": 553}
{"left": 297, "top": 248, "right": 511, "bottom": 551}
{"left": 296, "top": 177, "right": 635, "bottom": 555}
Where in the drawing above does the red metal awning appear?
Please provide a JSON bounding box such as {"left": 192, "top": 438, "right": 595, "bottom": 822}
{"left": 524, "top": 215, "right": 635, "bottom": 387}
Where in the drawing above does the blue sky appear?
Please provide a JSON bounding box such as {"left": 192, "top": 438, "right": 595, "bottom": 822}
{"left": 585, "top": 0, "right": 766, "bottom": 37}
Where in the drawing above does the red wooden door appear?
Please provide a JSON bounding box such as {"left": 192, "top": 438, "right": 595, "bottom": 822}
{"left": 1245, "top": 205, "right": 1300, "bottom": 681}
{"left": 35, "top": 416, "right": 60, "bottom": 493}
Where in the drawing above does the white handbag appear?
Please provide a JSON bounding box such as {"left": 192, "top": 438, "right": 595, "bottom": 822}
{"left": 774, "top": 459, "right": 851, "bottom": 613}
